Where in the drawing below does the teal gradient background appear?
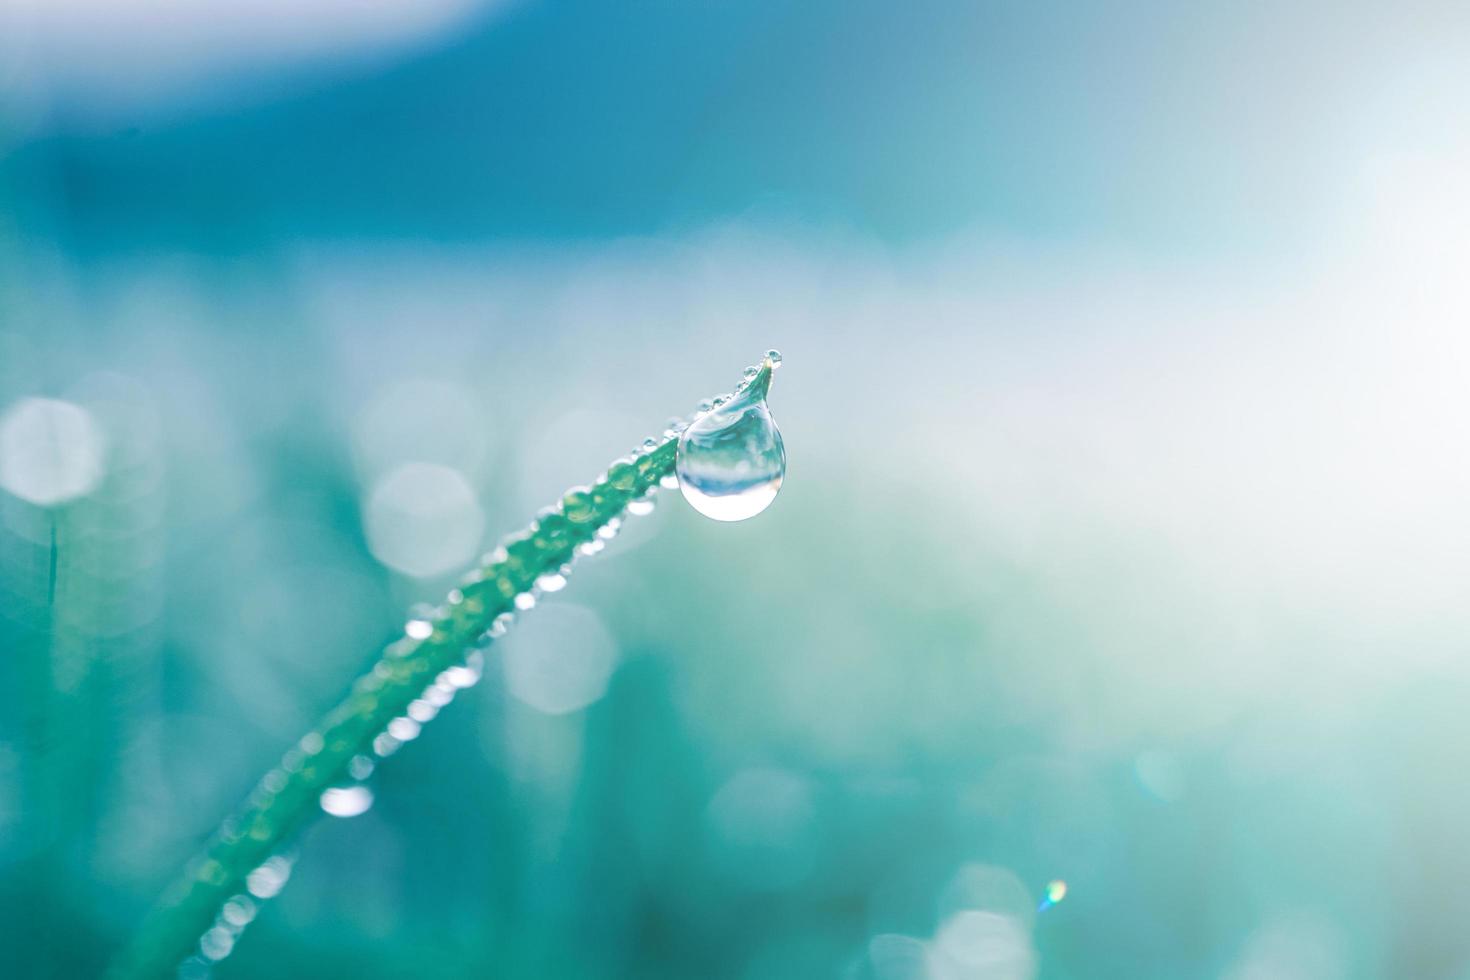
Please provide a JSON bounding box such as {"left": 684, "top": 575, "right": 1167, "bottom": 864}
{"left": 3, "top": 2, "right": 1470, "bottom": 977}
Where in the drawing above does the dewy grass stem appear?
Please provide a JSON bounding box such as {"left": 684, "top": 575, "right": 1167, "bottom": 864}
{"left": 109, "top": 355, "right": 780, "bottom": 979}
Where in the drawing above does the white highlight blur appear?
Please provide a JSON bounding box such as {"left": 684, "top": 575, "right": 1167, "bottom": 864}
{"left": 245, "top": 855, "right": 292, "bottom": 899}
{"left": 319, "top": 784, "right": 375, "bottom": 818}
{"left": 705, "top": 766, "right": 817, "bottom": 891}
{"left": 867, "top": 934, "right": 930, "bottom": 980}
{"left": 865, "top": 864, "right": 1037, "bottom": 980}
{"left": 198, "top": 925, "right": 234, "bottom": 962}
{"left": 929, "top": 910, "right": 1035, "bottom": 980}
{"left": 937, "top": 864, "right": 1036, "bottom": 931}
{"left": 500, "top": 603, "right": 618, "bottom": 715}
{"left": 1223, "top": 911, "right": 1347, "bottom": 980}
{"left": 363, "top": 461, "right": 484, "bottom": 578}
{"left": 0, "top": 397, "right": 106, "bottom": 506}
{"left": 679, "top": 479, "right": 780, "bottom": 523}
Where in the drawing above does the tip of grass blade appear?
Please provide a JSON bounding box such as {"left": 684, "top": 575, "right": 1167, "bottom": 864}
{"left": 745, "top": 357, "right": 776, "bottom": 401}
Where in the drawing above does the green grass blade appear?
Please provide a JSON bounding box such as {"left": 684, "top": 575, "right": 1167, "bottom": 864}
{"left": 107, "top": 434, "right": 680, "bottom": 979}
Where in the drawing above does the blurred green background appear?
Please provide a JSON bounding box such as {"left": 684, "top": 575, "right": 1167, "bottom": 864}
{"left": 3, "top": 1, "right": 1470, "bottom": 977}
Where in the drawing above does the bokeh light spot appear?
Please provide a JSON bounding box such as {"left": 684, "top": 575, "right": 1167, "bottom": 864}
{"left": 939, "top": 864, "right": 1036, "bottom": 931}
{"left": 0, "top": 397, "right": 106, "bottom": 506}
{"left": 363, "top": 461, "right": 484, "bottom": 577}
{"left": 500, "top": 603, "right": 618, "bottom": 715}
{"left": 867, "top": 933, "right": 929, "bottom": 980}
{"left": 705, "top": 766, "right": 818, "bottom": 891}
{"left": 931, "top": 910, "right": 1036, "bottom": 980}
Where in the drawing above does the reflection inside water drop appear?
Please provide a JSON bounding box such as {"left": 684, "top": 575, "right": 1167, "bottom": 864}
{"left": 676, "top": 357, "right": 785, "bottom": 522}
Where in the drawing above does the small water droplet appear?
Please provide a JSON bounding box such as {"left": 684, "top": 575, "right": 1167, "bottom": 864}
{"left": 387, "top": 716, "right": 421, "bottom": 741}
{"left": 764, "top": 349, "right": 782, "bottom": 367}
{"left": 561, "top": 487, "right": 597, "bottom": 524}
{"left": 537, "top": 571, "right": 568, "bottom": 592}
{"left": 220, "top": 896, "right": 257, "bottom": 929}
{"left": 319, "top": 784, "right": 375, "bottom": 818}
{"left": 627, "top": 496, "right": 656, "bottom": 517}
{"left": 514, "top": 591, "right": 538, "bottom": 611}
{"left": 407, "top": 698, "right": 438, "bottom": 723}
{"left": 199, "top": 925, "right": 235, "bottom": 961}
{"left": 245, "top": 856, "right": 293, "bottom": 899}
{"left": 443, "top": 661, "right": 479, "bottom": 688}
{"left": 676, "top": 364, "right": 785, "bottom": 522}
{"left": 404, "top": 603, "right": 435, "bottom": 640}
{"left": 697, "top": 398, "right": 714, "bottom": 413}
{"left": 659, "top": 473, "right": 680, "bottom": 490}
{"left": 641, "top": 437, "right": 659, "bottom": 451}
{"left": 372, "top": 732, "right": 400, "bottom": 756}
{"left": 348, "top": 754, "right": 376, "bottom": 780}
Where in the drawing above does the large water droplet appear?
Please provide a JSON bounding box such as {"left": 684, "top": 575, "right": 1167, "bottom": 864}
{"left": 676, "top": 359, "right": 785, "bottom": 522}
